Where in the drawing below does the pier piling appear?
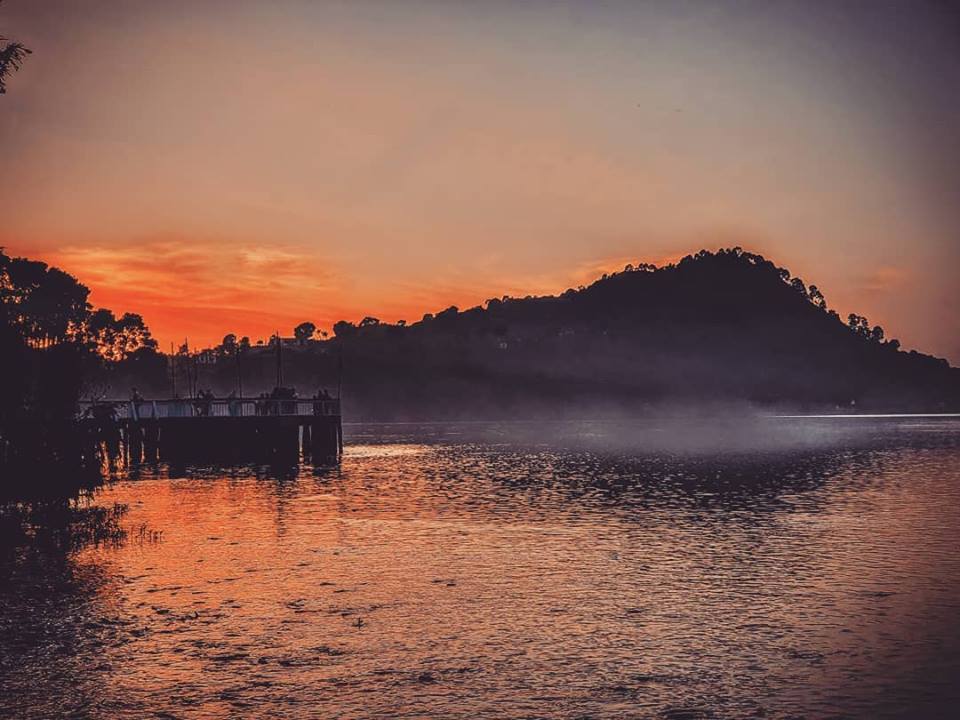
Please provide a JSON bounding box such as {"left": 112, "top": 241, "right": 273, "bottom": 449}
{"left": 79, "top": 398, "right": 342, "bottom": 463}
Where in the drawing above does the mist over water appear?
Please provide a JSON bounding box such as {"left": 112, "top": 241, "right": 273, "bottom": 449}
{"left": 2, "top": 417, "right": 959, "bottom": 719}
{"left": 367, "top": 408, "right": 954, "bottom": 456}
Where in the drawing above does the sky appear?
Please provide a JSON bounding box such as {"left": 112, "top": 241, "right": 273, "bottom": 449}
{"left": 1, "top": 0, "right": 958, "bottom": 361}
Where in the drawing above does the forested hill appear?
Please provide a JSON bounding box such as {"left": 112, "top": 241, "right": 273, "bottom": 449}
{"left": 5, "top": 245, "right": 955, "bottom": 422}
{"left": 319, "top": 248, "right": 957, "bottom": 418}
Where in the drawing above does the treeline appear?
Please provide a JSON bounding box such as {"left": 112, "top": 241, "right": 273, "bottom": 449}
{"left": 323, "top": 248, "right": 958, "bottom": 418}
{"left": 184, "top": 247, "right": 958, "bottom": 419}
{"left": 0, "top": 248, "right": 162, "bottom": 471}
{"left": 2, "top": 246, "right": 958, "bottom": 441}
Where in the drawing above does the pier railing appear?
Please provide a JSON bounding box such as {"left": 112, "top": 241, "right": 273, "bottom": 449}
{"left": 79, "top": 398, "right": 341, "bottom": 420}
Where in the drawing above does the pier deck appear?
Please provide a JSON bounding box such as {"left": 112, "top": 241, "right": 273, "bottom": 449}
{"left": 79, "top": 398, "right": 343, "bottom": 461}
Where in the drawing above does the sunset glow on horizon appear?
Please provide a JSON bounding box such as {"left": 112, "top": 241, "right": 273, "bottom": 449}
{"left": 2, "top": 0, "right": 958, "bottom": 358}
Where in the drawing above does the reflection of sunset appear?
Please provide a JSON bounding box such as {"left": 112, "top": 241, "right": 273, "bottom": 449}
{"left": 2, "top": 3, "right": 959, "bottom": 718}
{"left": 55, "top": 432, "right": 960, "bottom": 717}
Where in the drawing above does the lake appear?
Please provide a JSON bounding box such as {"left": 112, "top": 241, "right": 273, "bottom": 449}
{"left": 2, "top": 417, "right": 959, "bottom": 719}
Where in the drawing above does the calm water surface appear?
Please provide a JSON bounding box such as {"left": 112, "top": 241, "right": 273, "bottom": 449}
{"left": 2, "top": 418, "right": 960, "bottom": 719}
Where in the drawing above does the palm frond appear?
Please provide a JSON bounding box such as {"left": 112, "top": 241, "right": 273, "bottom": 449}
{"left": 0, "top": 39, "right": 32, "bottom": 94}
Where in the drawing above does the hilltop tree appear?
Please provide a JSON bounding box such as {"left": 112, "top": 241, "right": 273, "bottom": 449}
{"left": 294, "top": 321, "right": 317, "bottom": 342}
{"left": 220, "top": 333, "right": 238, "bottom": 355}
{"left": 333, "top": 320, "right": 357, "bottom": 338}
{"left": 808, "top": 285, "right": 827, "bottom": 310}
{"left": 847, "top": 314, "right": 870, "bottom": 338}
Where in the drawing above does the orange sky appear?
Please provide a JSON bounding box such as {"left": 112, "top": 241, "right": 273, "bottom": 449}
{"left": 1, "top": 1, "right": 958, "bottom": 360}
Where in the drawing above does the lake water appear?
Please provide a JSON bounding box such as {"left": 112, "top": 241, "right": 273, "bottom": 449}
{"left": 2, "top": 417, "right": 959, "bottom": 719}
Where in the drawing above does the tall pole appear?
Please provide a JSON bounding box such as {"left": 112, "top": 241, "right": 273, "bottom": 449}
{"left": 337, "top": 341, "right": 343, "bottom": 400}
{"left": 275, "top": 330, "right": 283, "bottom": 388}
{"left": 183, "top": 338, "right": 190, "bottom": 397}
{"left": 336, "top": 340, "right": 344, "bottom": 454}
{"left": 236, "top": 347, "right": 243, "bottom": 398}
{"left": 170, "top": 341, "right": 176, "bottom": 398}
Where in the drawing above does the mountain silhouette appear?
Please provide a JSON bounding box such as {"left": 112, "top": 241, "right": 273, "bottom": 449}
{"left": 267, "top": 248, "right": 957, "bottom": 419}
{"left": 9, "top": 245, "right": 953, "bottom": 422}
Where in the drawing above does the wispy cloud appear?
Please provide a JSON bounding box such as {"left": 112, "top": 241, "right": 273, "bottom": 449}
{"left": 52, "top": 239, "right": 335, "bottom": 304}
{"left": 36, "top": 238, "right": 344, "bottom": 344}
{"left": 858, "top": 266, "right": 910, "bottom": 294}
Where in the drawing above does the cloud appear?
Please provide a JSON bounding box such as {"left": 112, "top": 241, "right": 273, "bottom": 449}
{"left": 858, "top": 266, "right": 910, "bottom": 294}
{"left": 51, "top": 239, "right": 335, "bottom": 304}
{"left": 36, "top": 238, "right": 344, "bottom": 345}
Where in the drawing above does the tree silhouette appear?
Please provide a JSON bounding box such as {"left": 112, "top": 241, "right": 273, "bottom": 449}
{"left": 848, "top": 314, "right": 864, "bottom": 335}
{"left": 0, "top": 3, "right": 31, "bottom": 95}
{"left": 220, "top": 333, "right": 238, "bottom": 355}
{"left": 3, "top": 245, "right": 956, "bottom": 428}
{"left": 333, "top": 320, "right": 357, "bottom": 338}
{"left": 0, "top": 249, "right": 91, "bottom": 345}
{"left": 807, "top": 285, "right": 827, "bottom": 310}
{"left": 80, "top": 308, "right": 157, "bottom": 361}
{"left": 294, "top": 321, "right": 316, "bottom": 342}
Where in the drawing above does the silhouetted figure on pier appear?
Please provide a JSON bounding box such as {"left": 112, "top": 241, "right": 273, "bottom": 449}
{"left": 194, "top": 389, "right": 214, "bottom": 417}
{"left": 227, "top": 390, "right": 240, "bottom": 417}
{"left": 313, "top": 387, "right": 333, "bottom": 415}
{"left": 270, "top": 386, "right": 297, "bottom": 415}
{"left": 82, "top": 401, "right": 121, "bottom": 459}
{"left": 130, "top": 387, "right": 144, "bottom": 420}
{"left": 84, "top": 401, "right": 117, "bottom": 424}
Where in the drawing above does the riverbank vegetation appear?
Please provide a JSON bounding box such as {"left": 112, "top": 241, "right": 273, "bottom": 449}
{"left": 172, "top": 248, "right": 959, "bottom": 419}
{"left": 2, "top": 246, "right": 958, "bottom": 472}
{"left": 0, "top": 249, "right": 161, "bottom": 474}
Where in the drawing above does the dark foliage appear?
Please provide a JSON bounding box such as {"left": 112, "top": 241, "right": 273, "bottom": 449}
{"left": 0, "top": 249, "right": 162, "bottom": 475}
{"left": 178, "top": 248, "right": 959, "bottom": 420}
{"left": 0, "top": 1, "right": 31, "bottom": 95}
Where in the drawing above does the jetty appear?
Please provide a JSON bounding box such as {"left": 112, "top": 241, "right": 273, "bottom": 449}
{"left": 79, "top": 396, "right": 343, "bottom": 463}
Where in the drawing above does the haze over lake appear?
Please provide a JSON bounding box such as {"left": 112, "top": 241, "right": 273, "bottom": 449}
{"left": 3, "top": 416, "right": 959, "bottom": 719}
{"left": 3, "top": 2, "right": 960, "bottom": 717}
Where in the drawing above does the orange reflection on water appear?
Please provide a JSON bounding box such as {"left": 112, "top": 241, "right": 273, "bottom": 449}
{"left": 4, "top": 422, "right": 960, "bottom": 718}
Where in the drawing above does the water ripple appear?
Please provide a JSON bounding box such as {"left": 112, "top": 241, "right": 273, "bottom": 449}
{"left": 2, "top": 418, "right": 959, "bottom": 718}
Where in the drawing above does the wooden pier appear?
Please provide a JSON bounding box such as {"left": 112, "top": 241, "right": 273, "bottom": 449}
{"left": 79, "top": 397, "right": 343, "bottom": 463}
